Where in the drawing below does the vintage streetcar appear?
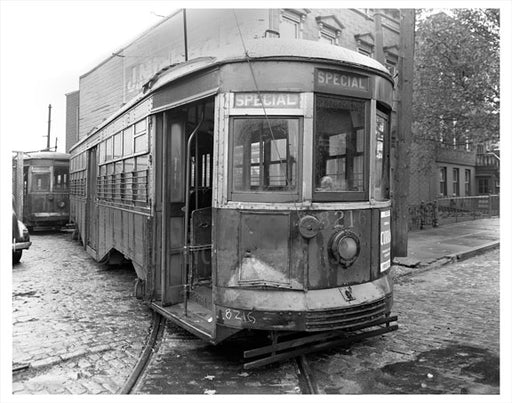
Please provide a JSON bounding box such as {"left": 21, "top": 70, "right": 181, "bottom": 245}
{"left": 19, "top": 151, "right": 71, "bottom": 231}
{"left": 70, "top": 39, "right": 397, "bottom": 367}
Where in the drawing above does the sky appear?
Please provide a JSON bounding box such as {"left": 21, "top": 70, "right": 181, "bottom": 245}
{"left": 0, "top": 0, "right": 180, "bottom": 154}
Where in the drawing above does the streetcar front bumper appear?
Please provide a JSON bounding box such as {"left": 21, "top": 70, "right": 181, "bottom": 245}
{"left": 215, "top": 275, "right": 393, "bottom": 332}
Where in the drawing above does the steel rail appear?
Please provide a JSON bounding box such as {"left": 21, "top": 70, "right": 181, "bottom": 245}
{"left": 296, "top": 355, "right": 319, "bottom": 394}
{"left": 119, "top": 311, "right": 164, "bottom": 394}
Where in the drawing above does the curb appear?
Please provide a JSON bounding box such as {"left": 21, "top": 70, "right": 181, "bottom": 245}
{"left": 393, "top": 241, "right": 499, "bottom": 280}
{"left": 447, "top": 241, "right": 500, "bottom": 262}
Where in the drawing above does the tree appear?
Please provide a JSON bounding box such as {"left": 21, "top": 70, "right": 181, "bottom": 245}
{"left": 413, "top": 9, "right": 500, "bottom": 149}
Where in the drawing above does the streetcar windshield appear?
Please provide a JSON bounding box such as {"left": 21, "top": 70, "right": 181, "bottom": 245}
{"left": 314, "top": 95, "right": 366, "bottom": 200}
{"left": 31, "top": 167, "right": 51, "bottom": 192}
{"left": 54, "top": 166, "right": 69, "bottom": 191}
{"left": 231, "top": 117, "right": 299, "bottom": 197}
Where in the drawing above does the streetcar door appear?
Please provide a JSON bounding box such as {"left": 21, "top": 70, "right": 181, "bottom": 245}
{"left": 86, "top": 147, "right": 98, "bottom": 252}
{"left": 160, "top": 101, "right": 214, "bottom": 307}
{"left": 161, "top": 113, "right": 187, "bottom": 306}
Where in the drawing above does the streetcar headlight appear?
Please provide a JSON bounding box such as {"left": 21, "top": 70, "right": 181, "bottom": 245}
{"left": 58, "top": 201, "right": 65, "bottom": 208}
{"left": 329, "top": 230, "right": 360, "bottom": 267}
{"left": 337, "top": 236, "right": 358, "bottom": 261}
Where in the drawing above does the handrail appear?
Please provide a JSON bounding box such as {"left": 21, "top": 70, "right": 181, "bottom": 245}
{"left": 183, "top": 110, "right": 205, "bottom": 316}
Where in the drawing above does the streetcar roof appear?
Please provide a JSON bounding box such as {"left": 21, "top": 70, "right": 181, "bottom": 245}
{"left": 146, "top": 38, "right": 393, "bottom": 93}
{"left": 23, "top": 151, "right": 70, "bottom": 160}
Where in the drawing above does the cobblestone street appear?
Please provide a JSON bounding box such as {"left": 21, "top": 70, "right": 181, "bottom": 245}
{"left": 7, "top": 231, "right": 502, "bottom": 397}
{"left": 11, "top": 232, "right": 153, "bottom": 394}
{"left": 307, "top": 249, "right": 500, "bottom": 394}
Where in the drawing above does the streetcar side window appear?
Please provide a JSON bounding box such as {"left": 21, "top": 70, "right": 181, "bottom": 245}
{"left": 374, "top": 109, "right": 390, "bottom": 201}
{"left": 314, "top": 95, "right": 367, "bottom": 201}
{"left": 231, "top": 117, "right": 299, "bottom": 201}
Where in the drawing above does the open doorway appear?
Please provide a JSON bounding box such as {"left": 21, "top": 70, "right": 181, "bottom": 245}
{"left": 159, "top": 99, "right": 215, "bottom": 315}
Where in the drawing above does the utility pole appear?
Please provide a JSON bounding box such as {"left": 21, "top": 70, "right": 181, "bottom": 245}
{"left": 46, "top": 104, "right": 52, "bottom": 151}
{"left": 392, "top": 9, "right": 415, "bottom": 257}
{"left": 183, "top": 9, "right": 188, "bottom": 62}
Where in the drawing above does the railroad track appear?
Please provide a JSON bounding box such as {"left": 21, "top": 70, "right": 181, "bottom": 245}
{"left": 295, "top": 355, "right": 319, "bottom": 394}
{"left": 120, "top": 311, "right": 165, "bottom": 394}
{"left": 121, "top": 311, "right": 319, "bottom": 394}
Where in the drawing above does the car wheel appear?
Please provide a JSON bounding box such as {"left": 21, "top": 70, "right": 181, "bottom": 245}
{"left": 13, "top": 250, "right": 22, "bottom": 264}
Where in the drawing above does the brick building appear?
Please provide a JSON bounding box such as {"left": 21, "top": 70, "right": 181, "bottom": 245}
{"left": 66, "top": 8, "right": 401, "bottom": 147}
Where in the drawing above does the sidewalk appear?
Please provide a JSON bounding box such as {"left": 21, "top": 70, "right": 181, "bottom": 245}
{"left": 393, "top": 217, "right": 500, "bottom": 270}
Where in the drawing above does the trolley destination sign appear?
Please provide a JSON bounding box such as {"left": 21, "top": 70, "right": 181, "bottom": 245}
{"left": 233, "top": 92, "right": 301, "bottom": 108}
{"left": 315, "top": 69, "right": 370, "bottom": 95}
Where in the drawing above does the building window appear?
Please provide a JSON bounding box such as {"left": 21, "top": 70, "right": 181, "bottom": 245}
{"left": 439, "top": 167, "right": 447, "bottom": 197}
{"left": 355, "top": 33, "right": 375, "bottom": 58}
{"left": 384, "top": 46, "right": 399, "bottom": 77}
{"left": 316, "top": 15, "right": 344, "bottom": 46}
{"left": 320, "top": 29, "right": 337, "bottom": 44}
{"left": 385, "top": 57, "right": 397, "bottom": 76}
{"left": 452, "top": 168, "right": 460, "bottom": 196}
{"left": 280, "top": 15, "right": 300, "bottom": 39}
{"left": 479, "top": 178, "right": 489, "bottom": 194}
{"left": 464, "top": 169, "right": 471, "bottom": 195}
{"left": 280, "top": 9, "right": 307, "bottom": 39}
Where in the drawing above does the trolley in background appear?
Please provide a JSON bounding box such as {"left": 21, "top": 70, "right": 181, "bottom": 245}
{"left": 14, "top": 151, "right": 71, "bottom": 231}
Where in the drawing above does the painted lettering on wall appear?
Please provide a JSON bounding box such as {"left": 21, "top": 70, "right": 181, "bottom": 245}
{"left": 125, "top": 56, "right": 170, "bottom": 96}
{"left": 315, "top": 70, "right": 369, "bottom": 93}
{"left": 234, "top": 93, "right": 300, "bottom": 108}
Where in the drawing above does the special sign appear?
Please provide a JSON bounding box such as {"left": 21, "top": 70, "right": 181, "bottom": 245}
{"left": 380, "top": 210, "right": 391, "bottom": 272}
{"left": 234, "top": 93, "right": 300, "bottom": 109}
{"left": 315, "top": 69, "right": 369, "bottom": 94}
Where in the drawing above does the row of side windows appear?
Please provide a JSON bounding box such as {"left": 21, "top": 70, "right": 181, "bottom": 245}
{"left": 69, "top": 119, "right": 150, "bottom": 207}
{"left": 439, "top": 167, "right": 472, "bottom": 197}
{"left": 97, "top": 119, "right": 149, "bottom": 207}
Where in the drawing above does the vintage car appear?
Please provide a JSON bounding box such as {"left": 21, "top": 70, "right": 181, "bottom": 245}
{"left": 12, "top": 208, "right": 31, "bottom": 264}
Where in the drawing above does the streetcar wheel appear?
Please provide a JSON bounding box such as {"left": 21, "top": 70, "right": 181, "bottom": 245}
{"left": 13, "top": 250, "right": 22, "bottom": 264}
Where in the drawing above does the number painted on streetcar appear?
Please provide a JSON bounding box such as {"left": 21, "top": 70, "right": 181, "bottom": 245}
{"left": 223, "top": 308, "right": 256, "bottom": 324}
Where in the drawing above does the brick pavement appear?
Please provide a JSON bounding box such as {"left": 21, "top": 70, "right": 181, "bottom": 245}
{"left": 308, "top": 248, "right": 500, "bottom": 394}
{"left": 11, "top": 232, "right": 153, "bottom": 395}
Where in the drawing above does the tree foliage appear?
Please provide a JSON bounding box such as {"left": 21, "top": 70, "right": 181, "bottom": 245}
{"left": 413, "top": 9, "right": 500, "bottom": 147}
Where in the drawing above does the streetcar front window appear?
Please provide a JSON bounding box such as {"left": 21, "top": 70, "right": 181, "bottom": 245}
{"left": 231, "top": 117, "right": 299, "bottom": 199}
{"left": 314, "top": 96, "right": 367, "bottom": 200}
{"left": 31, "top": 167, "right": 51, "bottom": 192}
{"left": 54, "top": 166, "right": 69, "bottom": 190}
